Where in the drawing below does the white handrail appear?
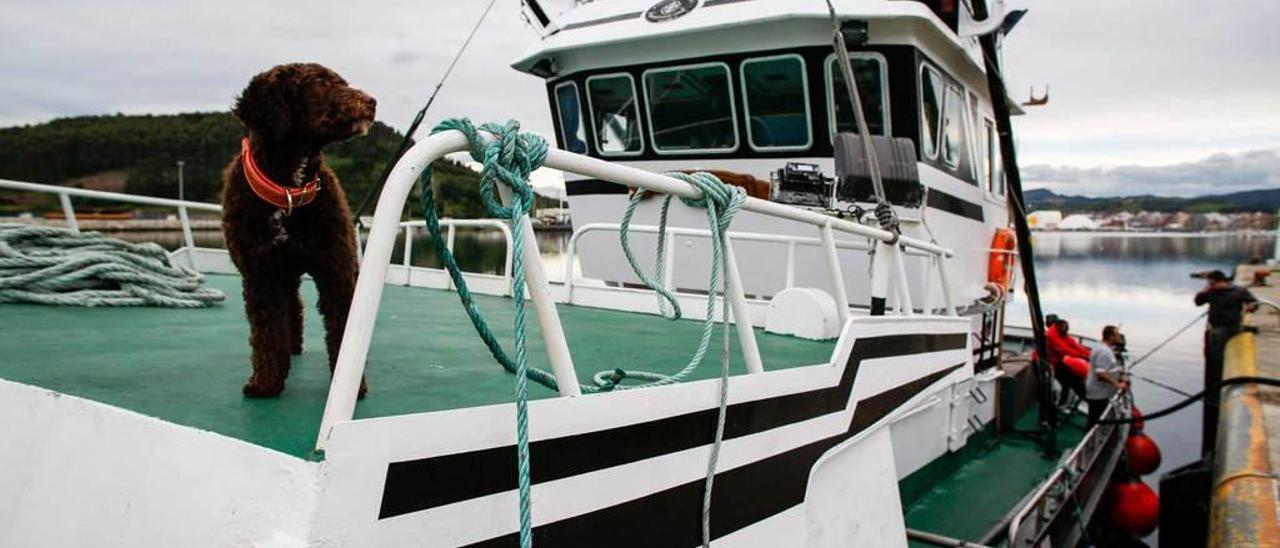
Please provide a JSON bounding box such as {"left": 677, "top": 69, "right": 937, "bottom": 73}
{"left": 315, "top": 129, "right": 957, "bottom": 449}
{"left": 0, "top": 178, "right": 223, "bottom": 212}
{"left": 0, "top": 179, "right": 220, "bottom": 251}
{"left": 395, "top": 218, "right": 515, "bottom": 289}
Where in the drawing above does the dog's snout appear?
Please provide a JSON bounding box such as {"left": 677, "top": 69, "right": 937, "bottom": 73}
{"left": 367, "top": 96, "right": 377, "bottom": 109}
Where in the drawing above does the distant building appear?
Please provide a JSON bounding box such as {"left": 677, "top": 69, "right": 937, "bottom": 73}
{"left": 1058, "top": 214, "right": 1099, "bottom": 231}
{"left": 1027, "top": 210, "right": 1062, "bottom": 230}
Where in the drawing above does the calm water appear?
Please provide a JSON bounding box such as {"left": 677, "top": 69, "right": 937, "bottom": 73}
{"left": 1008, "top": 231, "right": 1276, "bottom": 524}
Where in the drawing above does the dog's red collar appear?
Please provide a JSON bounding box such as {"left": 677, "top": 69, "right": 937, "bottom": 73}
{"left": 241, "top": 137, "right": 321, "bottom": 214}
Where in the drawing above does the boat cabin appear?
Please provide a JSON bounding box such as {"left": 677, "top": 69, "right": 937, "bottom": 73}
{"left": 515, "top": 0, "right": 1012, "bottom": 208}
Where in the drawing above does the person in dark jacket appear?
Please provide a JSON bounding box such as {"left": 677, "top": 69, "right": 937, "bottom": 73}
{"left": 1194, "top": 269, "right": 1258, "bottom": 455}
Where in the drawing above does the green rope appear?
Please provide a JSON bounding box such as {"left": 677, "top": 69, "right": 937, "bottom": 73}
{"left": 0, "top": 224, "right": 224, "bottom": 308}
{"left": 416, "top": 119, "right": 744, "bottom": 547}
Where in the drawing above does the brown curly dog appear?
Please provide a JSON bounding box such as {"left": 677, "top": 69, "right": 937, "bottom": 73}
{"left": 221, "top": 63, "right": 375, "bottom": 398}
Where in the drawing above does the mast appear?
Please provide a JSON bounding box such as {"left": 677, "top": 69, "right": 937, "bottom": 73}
{"left": 970, "top": 1, "right": 1059, "bottom": 439}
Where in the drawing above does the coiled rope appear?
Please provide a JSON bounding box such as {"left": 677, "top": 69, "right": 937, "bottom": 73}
{"left": 417, "top": 119, "right": 744, "bottom": 547}
{"left": 0, "top": 223, "right": 224, "bottom": 308}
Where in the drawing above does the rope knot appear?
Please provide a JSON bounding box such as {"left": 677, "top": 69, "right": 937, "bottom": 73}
{"left": 428, "top": 118, "right": 547, "bottom": 221}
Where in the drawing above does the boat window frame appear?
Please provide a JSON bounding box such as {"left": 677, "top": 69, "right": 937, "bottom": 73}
{"left": 939, "top": 81, "right": 970, "bottom": 173}
{"left": 640, "top": 61, "right": 741, "bottom": 156}
{"left": 585, "top": 72, "right": 646, "bottom": 157}
{"left": 553, "top": 80, "right": 589, "bottom": 155}
{"left": 985, "top": 117, "right": 1004, "bottom": 197}
{"left": 739, "top": 53, "right": 813, "bottom": 152}
{"left": 918, "top": 62, "right": 945, "bottom": 161}
{"left": 823, "top": 51, "right": 892, "bottom": 142}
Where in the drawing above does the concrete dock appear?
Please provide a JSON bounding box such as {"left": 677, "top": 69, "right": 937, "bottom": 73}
{"left": 1209, "top": 263, "right": 1280, "bottom": 547}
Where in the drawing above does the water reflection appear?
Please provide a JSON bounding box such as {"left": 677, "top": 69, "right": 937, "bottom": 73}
{"left": 1010, "top": 232, "right": 1274, "bottom": 518}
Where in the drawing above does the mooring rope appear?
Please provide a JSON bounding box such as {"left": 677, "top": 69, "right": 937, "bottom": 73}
{"left": 416, "top": 119, "right": 744, "bottom": 547}
{"left": 0, "top": 224, "right": 224, "bottom": 308}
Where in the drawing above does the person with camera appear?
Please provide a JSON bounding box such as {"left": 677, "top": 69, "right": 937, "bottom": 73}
{"left": 1194, "top": 269, "right": 1258, "bottom": 454}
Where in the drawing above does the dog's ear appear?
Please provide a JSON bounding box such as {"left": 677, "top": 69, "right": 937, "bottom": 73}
{"left": 233, "top": 69, "right": 293, "bottom": 140}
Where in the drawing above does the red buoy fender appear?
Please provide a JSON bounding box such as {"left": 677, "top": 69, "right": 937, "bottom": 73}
{"left": 1126, "top": 432, "right": 1163, "bottom": 475}
{"left": 988, "top": 228, "right": 1016, "bottom": 290}
{"left": 1132, "top": 405, "right": 1145, "bottom": 431}
{"left": 1062, "top": 355, "right": 1089, "bottom": 378}
{"left": 1108, "top": 479, "right": 1160, "bottom": 537}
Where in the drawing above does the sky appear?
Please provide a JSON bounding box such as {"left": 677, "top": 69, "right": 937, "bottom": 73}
{"left": 1, "top": 0, "right": 1277, "bottom": 198}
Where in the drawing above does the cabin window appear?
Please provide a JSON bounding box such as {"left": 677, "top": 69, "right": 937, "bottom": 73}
{"left": 586, "top": 73, "right": 644, "bottom": 155}
{"left": 940, "top": 84, "right": 969, "bottom": 172}
{"left": 825, "top": 54, "right": 889, "bottom": 137}
{"left": 741, "top": 55, "right": 811, "bottom": 150}
{"left": 642, "top": 62, "right": 738, "bottom": 153}
{"left": 919, "top": 65, "right": 943, "bottom": 160}
{"left": 985, "top": 119, "right": 1003, "bottom": 196}
{"left": 554, "top": 82, "right": 588, "bottom": 154}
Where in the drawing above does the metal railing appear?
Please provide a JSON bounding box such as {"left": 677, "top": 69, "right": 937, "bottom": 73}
{"left": 394, "top": 219, "right": 514, "bottom": 290}
{"left": 565, "top": 222, "right": 958, "bottom": 319}
{"left": 316, "top": 128, "right": 959, "bottom": 449}
{"left": 1003, "top": 397, "right": 1130, "bottom": 546}
{"left": 0, "top": 178, "right": 221, "bottom": 251}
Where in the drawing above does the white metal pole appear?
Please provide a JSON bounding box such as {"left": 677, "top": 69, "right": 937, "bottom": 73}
{"left": 177, "top": 205, "right": 196, "bottom": 268}
{"left": 58, "top": 193, "right": 78, "bottom": 233}
{"left": 820, "top": 223, "right": 852, "bottom": 326}
{"left": 784, "top": 241, "right": 796, "bottom": 289}
{"left": 402, "top": 225, "right": 413, "bottom": 287}
{"left": 317, "top": 131, "right": 471, "bottom": 451}
{"left": 937, "top": 258, "right": 957, "bottom": 316}
{"left": 891, "top": 245, "right": 915, "bottom": 316}
{"left": 496, "top": 185, "right": 582, "bottom": 397}
{"left": 723, "top": 237, "right": 764, "bottom": 374}
{"left": 869, "top": 240, "right": 892, "bottom": 315}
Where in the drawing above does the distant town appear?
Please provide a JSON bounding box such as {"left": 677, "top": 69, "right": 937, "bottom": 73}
{"left": 1026, "top": 210, "right": 1276, "bottom": 232}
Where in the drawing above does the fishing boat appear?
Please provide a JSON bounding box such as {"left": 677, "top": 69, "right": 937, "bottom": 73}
{"left": 0, "top": 1, "right": 1150, "bottom": 547}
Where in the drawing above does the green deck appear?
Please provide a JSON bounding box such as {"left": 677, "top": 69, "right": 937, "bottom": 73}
{"left": 0, "top": 275, "right": 835, "bottom": 459}
{"left": 902, "top": 412, "right": 1090, "bottom": 545}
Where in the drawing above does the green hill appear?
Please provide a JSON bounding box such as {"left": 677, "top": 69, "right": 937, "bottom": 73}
{"left": 0, "top": 112, "right": 490, "bottom": 217}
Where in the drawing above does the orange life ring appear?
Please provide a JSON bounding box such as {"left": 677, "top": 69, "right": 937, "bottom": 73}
{"left": 988, "top": 228, "right": 1016, "bottom": 290}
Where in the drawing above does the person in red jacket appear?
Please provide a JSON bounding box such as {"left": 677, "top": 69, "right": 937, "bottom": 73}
{"left": 1046, "top": 318, "right": 1091, "bottom": 405}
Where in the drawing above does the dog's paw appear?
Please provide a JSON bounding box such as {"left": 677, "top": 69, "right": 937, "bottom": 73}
{"left": 243, "top": 379, "right": 285, "bottom": 398}
{"left": 290, "top": 344, "right": 303, "bottom": 356}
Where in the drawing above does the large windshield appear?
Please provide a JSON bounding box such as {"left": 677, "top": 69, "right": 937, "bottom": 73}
{"left": 643, "top": 63, "right": 737, "bottom": 153}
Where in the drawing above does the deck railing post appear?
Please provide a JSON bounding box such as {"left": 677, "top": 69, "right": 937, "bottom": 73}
{"left": 784, "top": 241, "right": 796, "bottom": 289}
{"left": 499, "top": 224, "right": 514, "bottom": 294}
{"left": 402, "top": 224, "right": 414, "bottom": 287}
{"left": 662, "top": 227, "right": 676, "bottom": 294}
{"left": 937, "top": 257, "right": 957, "bottom": 316}
{"left": 496, "top": 185, "right": 581, "bottom": 396}
{"left": 869, "top": 240, "right": 893, "bottom": 316}
{"left": 723, "top": 237, "right": 764, "bottom": 374}
{"left": 177, "top": 205, "right": 196, "bottom": 250}
{"left": 920, "top": 256, "right": 937, "bottom": 315}
{"left": 820, "top": 223, "right": 852, "bottom": 326}
{"left": 58, "top": 193, "right": 79, "bottom": 233}
{"left": 891, "top": 245, "right": 915, "bottom": 316}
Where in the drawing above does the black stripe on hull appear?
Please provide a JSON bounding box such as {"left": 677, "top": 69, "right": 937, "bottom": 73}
{"left": 565, "top": 178, "right": 628, "bottom": 196}
{"left": 464, "top": 363, "right": 966, "bottom": 547}
{"left": 926, "top": 188, "right": 985, "bottom": 222}
{"left": 379, "top": 333, "right": 966, "bottom": 520}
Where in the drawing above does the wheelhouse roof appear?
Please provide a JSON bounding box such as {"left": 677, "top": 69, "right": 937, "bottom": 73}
{"left": 511, "top": 0, "right": 1025, "bottom": 114}
{"left": 513, "top": 0, "right": 976, "bottom": 74}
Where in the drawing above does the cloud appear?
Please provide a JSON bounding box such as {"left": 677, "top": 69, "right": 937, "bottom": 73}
{"left": 1023, "top": 149, "right": 1280, "bottom": 197}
